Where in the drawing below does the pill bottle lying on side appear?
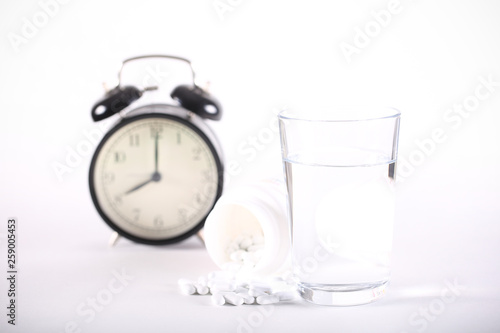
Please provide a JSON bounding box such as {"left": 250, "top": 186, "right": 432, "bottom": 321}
{"left": 203, "top": 179, "right": 291, "bottom": 279}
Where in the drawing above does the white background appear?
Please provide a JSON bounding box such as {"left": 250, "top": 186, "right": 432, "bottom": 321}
{"left": 1, "top": 0, "right": 499, "bottom": 332}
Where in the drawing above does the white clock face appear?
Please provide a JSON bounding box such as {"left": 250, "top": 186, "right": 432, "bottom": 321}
{"left": 90, "top": 114, "right": 222, "bottom": 242}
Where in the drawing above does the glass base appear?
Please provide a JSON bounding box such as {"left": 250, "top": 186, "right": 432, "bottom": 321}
{"left": 298, "top": 280, "right": 389, "bottom": 306}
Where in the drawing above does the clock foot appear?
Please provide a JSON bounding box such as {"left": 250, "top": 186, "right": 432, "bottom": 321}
{"left": 108, "top": 232, "right": 121, "bottom": 247}
{"left": 196, "top": 230, "right": 205, "bottom": 245}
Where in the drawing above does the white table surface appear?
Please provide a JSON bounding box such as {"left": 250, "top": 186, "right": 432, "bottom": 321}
{"left": 1, "top": 163, "right": 499, "bottom": 333}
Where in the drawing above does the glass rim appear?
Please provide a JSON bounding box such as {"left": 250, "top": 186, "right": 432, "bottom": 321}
{"left": 278, "top": 107, "right": 401, "bottom": 123}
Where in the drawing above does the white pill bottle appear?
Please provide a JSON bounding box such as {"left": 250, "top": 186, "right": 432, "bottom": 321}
{"left": 204, "top": 178, "right": 291, "bottom": 278}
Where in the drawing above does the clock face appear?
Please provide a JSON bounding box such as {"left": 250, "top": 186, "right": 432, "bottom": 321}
{"left": 89, "top": 113, "right": 223, "bottom": 244}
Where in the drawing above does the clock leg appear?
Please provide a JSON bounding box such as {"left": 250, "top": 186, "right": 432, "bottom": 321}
{"left": 108, "top": 232, "right": 121, "bottom": 247}
{"left": 196, "top": 230, "right": 205, "bottom": 245}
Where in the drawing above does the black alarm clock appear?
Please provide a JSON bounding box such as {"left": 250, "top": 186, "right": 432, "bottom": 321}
{"left": 89, "top": 55, "right": 224, "bottom": 245}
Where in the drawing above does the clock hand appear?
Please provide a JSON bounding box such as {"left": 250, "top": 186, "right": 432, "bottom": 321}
{"left": 125, "top": 132, "right": 162, "bottom": 196}
{"left": 124, "top": 178, "right": 154, "bottom": 195}
{"left": 124, "top": 171, "right": 162, "bottom": 196}
{"left": 154, "top": 132, "right": 159, "bottom": 173}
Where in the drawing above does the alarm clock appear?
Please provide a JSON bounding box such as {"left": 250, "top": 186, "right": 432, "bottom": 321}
{"left": 89, "top": 55, "right": 224, "bottom": 245}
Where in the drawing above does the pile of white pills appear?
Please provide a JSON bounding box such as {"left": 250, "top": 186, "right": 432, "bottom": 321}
{"left": 178, "top": 271, "right": 298, "bottom": 306}
{"left": 225, "top": 233, "right": 266, "bottom": 271}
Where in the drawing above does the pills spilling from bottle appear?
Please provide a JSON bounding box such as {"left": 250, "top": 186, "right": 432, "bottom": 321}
{"left": 177, "top": 271, "right": 298, "bottom": 306}
{"left": 225, "top": 233, "right": 266, "bottom": 272}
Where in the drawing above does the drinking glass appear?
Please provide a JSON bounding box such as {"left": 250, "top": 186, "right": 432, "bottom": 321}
{"left": 278, "top": 107, "right": 401, "bottom": 306}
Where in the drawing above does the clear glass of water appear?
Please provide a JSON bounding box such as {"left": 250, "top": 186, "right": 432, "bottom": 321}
{"left": 278, "top": 107, "right": 401, "bottom": 306}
